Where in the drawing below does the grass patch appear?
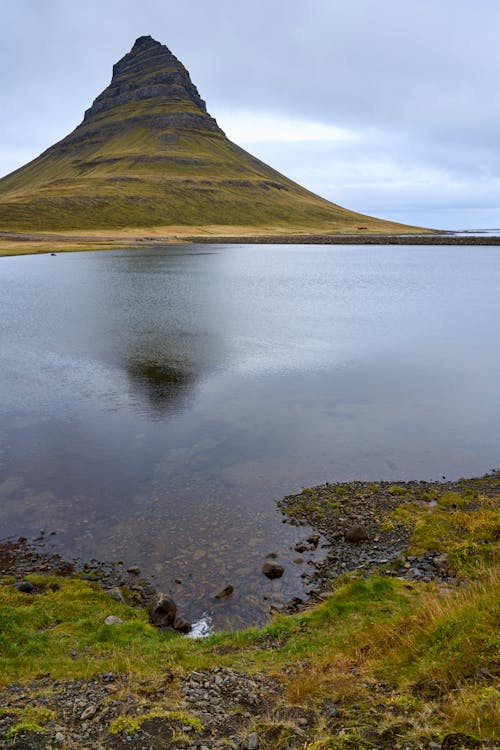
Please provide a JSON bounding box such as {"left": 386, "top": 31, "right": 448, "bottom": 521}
{"left": 383, "top": 490, "right": 499, "bottom": 575}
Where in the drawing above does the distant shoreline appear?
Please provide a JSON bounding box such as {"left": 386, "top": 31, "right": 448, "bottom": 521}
{"left": 1, "top": 230, "right": 500, "bottom": 257}
{"left": 184, "top": 233, "right": 500, "bottom": 246}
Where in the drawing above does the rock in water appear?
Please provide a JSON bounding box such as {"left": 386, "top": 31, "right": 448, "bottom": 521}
{"left": 149, "top": 592, "right": 178, "bottom": 629}
{"left": 262, "top": 561, "right": 285, "bottom": 579}
{"left": 213, "top": 585, "right": 234, "bottom": 600}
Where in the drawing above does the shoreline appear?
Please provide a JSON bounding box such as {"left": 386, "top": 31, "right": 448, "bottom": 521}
{"left": 278, "top": 472, "right": 500, "bottom": 611}
{"left": 2, "top": 472, "right": 499, "bottom": 623}
{"left": 0, "top": 472, "right": 498, "bottom": 748}
{"left": 1, "top": 230, "right": 500, "bottom": 257}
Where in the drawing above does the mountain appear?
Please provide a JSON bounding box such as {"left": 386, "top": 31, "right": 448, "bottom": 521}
{"left": 0, "top": 36, "right": 414, "bottom": 233}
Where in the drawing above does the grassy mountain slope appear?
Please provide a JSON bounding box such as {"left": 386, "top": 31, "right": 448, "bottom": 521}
{"left": 0, "top": 37, "right": 421, "bottom": 234}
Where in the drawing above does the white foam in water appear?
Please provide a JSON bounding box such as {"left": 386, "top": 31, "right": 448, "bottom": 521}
{"left": 188, "top": 613, "right": 213, "bottom": 638}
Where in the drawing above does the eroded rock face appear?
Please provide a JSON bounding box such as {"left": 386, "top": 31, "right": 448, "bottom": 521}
{"left": 44, "top": 36, "right": 223, "bottom": 160}
{"left": 82, "top": 35, "right": 221, "bottom": 130}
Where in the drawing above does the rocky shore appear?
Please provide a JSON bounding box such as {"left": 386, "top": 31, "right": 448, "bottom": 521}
{"left": 0, "top": 473, "right": 498, "bottom": 749}
{"left": 277, "top": 473, "right": 500, "bottom": 610}
{"left": 185, "top": 234, "right": 500, "bottom": 246}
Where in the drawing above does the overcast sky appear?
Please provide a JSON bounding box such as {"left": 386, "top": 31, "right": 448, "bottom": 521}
{"left": 1, "top": 0, "right": 499, "bottom": 229}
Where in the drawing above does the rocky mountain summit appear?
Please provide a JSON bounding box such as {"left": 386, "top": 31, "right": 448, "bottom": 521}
{"left": 0, "top": 37, "right": 413, "bottom": 232}
{"left": 86, "top": 35, "right": 212, "bottom": 121}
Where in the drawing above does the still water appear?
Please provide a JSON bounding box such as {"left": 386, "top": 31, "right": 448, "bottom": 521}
{"left": 1, "top": 243, "right": 499, "bottom": 627}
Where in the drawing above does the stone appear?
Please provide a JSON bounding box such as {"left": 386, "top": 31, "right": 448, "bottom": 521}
{"left": 262, "top": 561, "right": 284, "bottom": 579}
{"left": 15, "top": 581, "right": 35, "bottom": 593}
{"left": 323, "top": 700, "right": 337, "bottom": 719}
{"left": 318, "top": 590, "right": 334, "bottom": 600}
{"left": 80, "top": 705, "right": 97, "bottom": 720}
{"left": 434, "top": 553, "right": 450, "bottom": 569}
{"left": 105, "top": 586, "right": 125, "bottom": 603}
{"left": 54, "top": 732, "right": 64, "bottom": 744}
{"left": 149, "top": 592, "right": 177, "bottom": 629}
{"left": 294, "top": 542, "right": 308, "bottom": 553}
{"left": 104, "top": 616, "right": 126, "bottom": 626}
{"left": 213, "top": 584, "right": 234, "bottom": 600}
{"left": 127, "top": 565, "right": 140, "bottom": 575}
{"left": 173, "top": 617, "right": 192, "bottom": 634}
{"left": 244, "top": 733, "right": 259, "bottom": 750}
{"left": 344, "top": 525, "right": 369, "bottom": 543}
{"left": 307, "top": 534, "right": 320, "bottom": 548}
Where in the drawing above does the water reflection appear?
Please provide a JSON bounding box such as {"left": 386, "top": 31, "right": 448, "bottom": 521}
{"left": 126, "top": 360, "right": 196, "bottom": 416}
{"left": 1, "top": 244, "right": 500, "bottom": 628}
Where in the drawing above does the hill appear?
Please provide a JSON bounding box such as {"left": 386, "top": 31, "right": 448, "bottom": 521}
{"left": 0, "top": 36, "right": 420, "bottom": 235}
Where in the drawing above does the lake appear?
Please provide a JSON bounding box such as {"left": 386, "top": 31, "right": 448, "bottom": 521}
{"left": 1, "top": 243, "right": 499, "bottom": 628}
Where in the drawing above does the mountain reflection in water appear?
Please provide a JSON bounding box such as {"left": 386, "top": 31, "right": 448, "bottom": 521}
{"left": 126, "top": 361, "right": 196, "bottom": 416}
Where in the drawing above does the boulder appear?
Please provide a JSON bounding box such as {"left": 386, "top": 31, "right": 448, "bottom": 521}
{"left": 344, "top": 525, "right": 369, "bottom": 543}
{"left": 15, "top": 581, "right": 35, "bottom": 593}
{"left": 149, "top": 592, "right": 177, "bottom": 629}
{"left": 262, "top": 561, "right": 284, "bottom": 579}
{"left": 173, "top": 617, "right": 192, "bottom": 634}
{"left": 106, "top": 586, "right": 125, "bottom": 603}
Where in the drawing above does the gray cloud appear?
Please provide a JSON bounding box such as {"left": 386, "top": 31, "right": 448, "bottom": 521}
{"left": 1, "top": 0, "right": 499, "bottom": 229}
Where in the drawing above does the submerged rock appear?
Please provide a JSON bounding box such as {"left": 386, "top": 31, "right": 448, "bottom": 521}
{"left": 262, "top": 561, "right": 284, "bottom": 579}
{"left": 213, "top": 584, "right": 234, "bottom": 600}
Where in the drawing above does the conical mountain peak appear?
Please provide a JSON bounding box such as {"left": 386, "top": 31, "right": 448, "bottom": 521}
{"left": 0, "top": 38, "right": 410, "bottom": 234}
{"left": 83, "top": 36, "right": 211, "bottom": 125}
{"left": 131, "top": 35, "right": 162, "bottom": 52}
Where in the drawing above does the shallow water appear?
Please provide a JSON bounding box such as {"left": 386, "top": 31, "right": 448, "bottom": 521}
{"left": 1, "top": 243, "right": 499, "bottom": 627}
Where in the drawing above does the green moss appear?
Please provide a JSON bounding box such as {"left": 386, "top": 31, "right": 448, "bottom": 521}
{"left": 3, "top": 706, "right": 56, "bottom": 739}
{"left": 109, "top": 710, "right": 203, "bottom": 735}
{"left": 6, "top": 721, "right": 45, "bottom": 739}
{"left": 387, "top": 484, "right": 410, "bottom": 496}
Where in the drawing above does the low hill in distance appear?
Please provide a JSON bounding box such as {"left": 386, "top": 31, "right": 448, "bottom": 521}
{"left": 0, "top": 36, "right": 424, "bottom": 241}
